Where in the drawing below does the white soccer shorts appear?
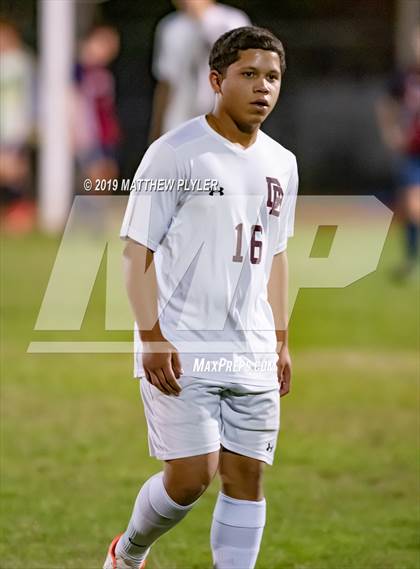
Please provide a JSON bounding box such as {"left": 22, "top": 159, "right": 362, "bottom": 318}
{"left": 139, "top": 375, "right": 280, "bottom": 465}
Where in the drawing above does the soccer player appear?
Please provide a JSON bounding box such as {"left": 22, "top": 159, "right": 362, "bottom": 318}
{"left": 104, "top": 26, "right": 298, "bottom": 569}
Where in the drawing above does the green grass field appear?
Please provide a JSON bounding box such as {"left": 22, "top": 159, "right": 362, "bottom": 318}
{"left": 1, "top": 224, "right": 419, "bottom": 569}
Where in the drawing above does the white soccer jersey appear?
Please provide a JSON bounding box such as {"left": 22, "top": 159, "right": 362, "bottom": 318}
{"left": 153, "top": 3, "right": 250, "bottom": 132}
{"left": 121, "top": 116, "right": 298, "bottom": 386}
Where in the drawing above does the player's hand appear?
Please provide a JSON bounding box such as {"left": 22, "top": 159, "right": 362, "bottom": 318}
{"left": 142, "top": 336, "right": 184, "bottom": 396}
{"left": 277, "top": 345, "right": 292, "bottom": 397}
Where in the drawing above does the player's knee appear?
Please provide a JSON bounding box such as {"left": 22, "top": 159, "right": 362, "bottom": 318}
{"left": 184, "top": 463, "right": 217, "bottom": 493}
{"left": 167, "top": 476, "right": 211, "bottom": 505}
{"left": 164, "top": 460, "right": 217, "bottom": 505}
{"left": 178, "top": 481, "right": 207, "bottom": 504}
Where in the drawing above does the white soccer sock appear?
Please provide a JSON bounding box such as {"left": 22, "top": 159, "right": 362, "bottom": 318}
{"left": 210, "top": 492, "right": 266, "bottom": 569}
{"left": 116, "top": 472, "right": 195, "bottom": 565}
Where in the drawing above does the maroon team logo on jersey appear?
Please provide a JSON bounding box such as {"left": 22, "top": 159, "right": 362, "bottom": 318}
{"left": 266, "top": 177, "right": 283, "bottom": 217}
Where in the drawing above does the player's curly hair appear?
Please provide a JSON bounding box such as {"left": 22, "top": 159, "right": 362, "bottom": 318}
{"left": 209, "top": 26, "right": 286, "bottom": 75}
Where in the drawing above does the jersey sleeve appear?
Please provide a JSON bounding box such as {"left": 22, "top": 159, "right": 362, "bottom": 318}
{"left": 120, "top": 141, "right": 180, "bottom": 251}
{"left": 274, "top": 158, "right": 299, "bottom": 255}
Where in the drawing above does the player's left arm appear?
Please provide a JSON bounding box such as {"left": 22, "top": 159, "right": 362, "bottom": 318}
{"left": 267, "top": 250, "right": 292, "bottom": 397}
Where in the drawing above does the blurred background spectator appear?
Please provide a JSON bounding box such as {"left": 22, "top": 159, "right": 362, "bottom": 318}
{"left": 149, "top": 0, "right": 250, "bottom": 141}
{"left": 376, "top": 24, "right": 420, "bottom": 279}
{"left": 72, "top": 24, "right": 121, "bottom": 186}
{"left": 0, "top": 17, "right": 36, "bottom": 234}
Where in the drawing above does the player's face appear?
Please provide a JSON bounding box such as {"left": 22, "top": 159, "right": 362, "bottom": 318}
{"left": 217, "top": 49, "right": 282, "bottom": 130}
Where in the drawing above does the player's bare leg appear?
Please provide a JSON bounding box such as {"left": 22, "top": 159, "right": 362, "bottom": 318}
{"left": 112, "top": 452, "right": 219, "bottom": 568}
{"left": 219, "top": 448, "right": 265, "bottom": 500}
{"left": 210, "top": 448, "right": 266, "bottom": 569}
{"left": 164, "top": 451, "right": 220, "bottom": 505}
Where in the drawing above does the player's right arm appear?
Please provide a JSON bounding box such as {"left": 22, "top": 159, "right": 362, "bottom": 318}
{"left": 120, "top": 138, "right": 184, "bottom": 395}
{"left": 123, "top": 238, "right": 183, "bottom": 396}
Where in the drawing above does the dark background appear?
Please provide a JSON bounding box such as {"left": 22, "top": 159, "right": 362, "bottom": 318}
{"left": 1, "top": 0, "right": 397, "bottom": 194}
